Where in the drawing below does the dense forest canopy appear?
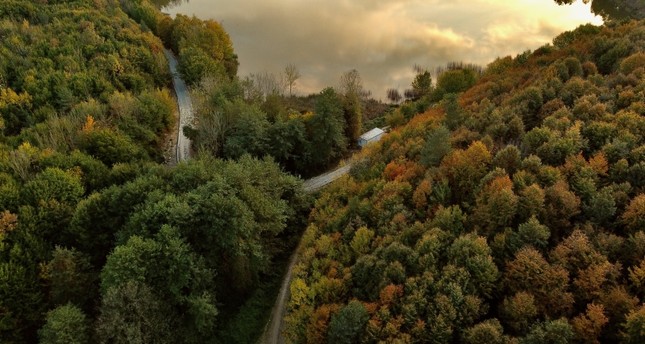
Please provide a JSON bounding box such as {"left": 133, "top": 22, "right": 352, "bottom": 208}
{"left": 285, "top": 19, "right": 645, "bottom": 344}
{"left": 1, "top": 0, "right": 645, "bottom": 343}
{"left": 0, "top": 0, "right": 309, "bottom": 343}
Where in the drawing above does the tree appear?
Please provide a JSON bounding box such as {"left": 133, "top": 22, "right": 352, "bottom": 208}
{"left": 509, "top": 216, "right": 550, "bottom": 253}
{"left": 40, "top": 247, "right": 95, "bottom": 309}
{"left": 544, "top": 180, "right": 581, "bottom": 238}
{"left": 521, "top": 318, "right": 573, "bottom": 344}
{"left": 622, "top": 304, "right": 645, "bottom": 344}
{"left": 628, "top": 257, "right": 645, "bottom": 294}
{"left": 501, "top": 292, "right": 538, "bottom": 335}
{"left": 439, "top": 141, "right": 492, "bottom": 204}
{"left": 22, "top": 167, "right": 84, "bottom": 207}
{"left": 410, "top": 69, "right": 433, "bottom": 100}
{"left": 571, "top": 303, "right": 608, "bottom": 344}
{"left": 284, "top": 63, "right": 300, "bottom": 96}
{"left": 39, "top": 304, "right": 89, "bottom": 344}
{"left": 443, "top": 93, "right": 465, "bottom": 130}
{"left": 552, "top": 0, "right": 643, "bottom": 21}
{"left": 77, "top": 128, "right": 145, "bottom": 167}
{"left": 100, "top": 225, "right": 217, "bottom": 342}
{"left": 339, "top": 69, "right": 364, "bottom": 98}
{"left": 504, "top": 247, "right": 573, "bottom": 317}
{"left": 420, "top": 125, "right": 451, "bottom": 167}
{"left": 622, "top": 194, "right": 645, "bottom": 233}
{"left": 339, "top": 70, "right": 363, "bottom": 146}
{"left": 178, "top": 46, "right": 222, "bottom": 85}
{"left": 327, "top": 300, "right": 369, "bottom": 344}
{"left": 386, "top": 88, "right": 402, "bottom": 104}
{"left": 463, "top": 319, "right": 510, "bottom": 344}
{"left": 97, "top": 281, "right": 174, "bottom": 344}
{"left": 584, "top": 187, "right": 616, "bottom": 226}
{"left": 350, "top": 226, "right": 374, "bottom": 255}
{"left": 447, "top": 234, "right": 499, "bottom": 297}
{"left": 474, "top": 175, "right": 518, "bottom": 236}
{"left": 220, "top": 100, "right": 269, "bottom": 159}
{"left": 433, "top": 67, "right": 478, "bottom": 101}
{"left": 493, "top": 145, "right": 522, "bottom": 175}
{"left": 308, "top": 88, "right": 347, "bottom": 169}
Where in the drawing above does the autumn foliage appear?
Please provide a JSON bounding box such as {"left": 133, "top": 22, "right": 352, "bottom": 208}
{"left": 285, "top": 19, "right": 645, "bottom": 343}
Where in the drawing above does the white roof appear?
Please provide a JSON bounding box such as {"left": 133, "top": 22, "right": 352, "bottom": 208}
{"left": 360, "top": 128, "right": 384, "bottom": 141}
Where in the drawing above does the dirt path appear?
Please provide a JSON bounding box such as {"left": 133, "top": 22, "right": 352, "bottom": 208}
{"left": 259, "top": 162, "right": 353, "bottom": 344}
{"left": 163, "top": 49, "right": 193, "bottom": 162}
{"left": 258, "top": 249, "right": 300, "bottom": 344}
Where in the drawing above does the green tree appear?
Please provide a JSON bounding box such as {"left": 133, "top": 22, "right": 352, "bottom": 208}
{"left": 308, "top": 88, "right": 347, "bottom": 169}
{"left": 340, "top": 69, "right": 363, "bottom": 146}
{"left": 521, "top": 318, "right": 574, "bottom": 344}
{"left": 443, "top": 93, "right": 465, "bottom": 130}
{"left": 463, "top": 319, "right": 510, "bottom": 344}
{"left": 447, "top": 234, "right": 499, "bottom": 297}
{"left": 97, "top": 281, "right": 174, "bottom": 344}
{"left": 623, "top": 304, "right": 645, "bottom": 344}
{"left": 178, "top": 46, "right": 222, "bottom": 85}
{"left": 327, "top": 300, "right": 369, "bottom": 344}
{"left": 501, "top": 292, "right": 538, "bottom": 335}
{"left": 100, "top": 225, "right": 217, "bottom": 342}
{"left": 77, "top": 128, "right": 145, "bottom": 167}
{"left": 40, "top": 247, "right": 95, "bottom": 309}
{"left": 410, "top": 69, "right": 433, "bottom": 100}
{"left": 39, "top": 304, "right": 89, "bottom": 344}
{"left": 420, "top": 125, "right": 452, "bottom": 167}
{"left": 509, "top": 216, "right": 550, "bottom": 253}
{"left": 493, "top": 145, "right": 522, "bottom": 175}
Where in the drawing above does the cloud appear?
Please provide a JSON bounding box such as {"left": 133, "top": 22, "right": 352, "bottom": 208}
{"left": 167, "top": 0, "right": 602, "bottom": 99}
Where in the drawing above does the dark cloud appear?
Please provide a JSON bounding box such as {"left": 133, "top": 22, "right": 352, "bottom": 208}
{"left": 167, "top": 0, "right": 601, "bottom": 99}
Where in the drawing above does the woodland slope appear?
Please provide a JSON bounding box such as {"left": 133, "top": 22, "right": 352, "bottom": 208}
{"left": 285, "top": 20, "right": 645, "bottom": 344}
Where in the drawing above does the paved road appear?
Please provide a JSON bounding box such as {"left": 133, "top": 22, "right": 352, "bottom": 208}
{"left": 164, "top": 49, "right": 193, "bottom": 162}
{"left": 302, "top": 163, "right": 352, "bottom": 193}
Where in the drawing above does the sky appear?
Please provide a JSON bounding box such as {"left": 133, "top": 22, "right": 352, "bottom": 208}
{"left": 165, "top": 0, "right": 603, "bottom": 100}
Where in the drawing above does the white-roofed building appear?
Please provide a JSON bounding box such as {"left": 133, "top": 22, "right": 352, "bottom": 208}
{"left": 358, "top": 127, "right": 385, "bottom": 147}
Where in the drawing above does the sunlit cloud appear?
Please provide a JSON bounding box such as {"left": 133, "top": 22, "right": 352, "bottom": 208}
{"left": 167, "top": 0, "right": 602, "bottom": 99}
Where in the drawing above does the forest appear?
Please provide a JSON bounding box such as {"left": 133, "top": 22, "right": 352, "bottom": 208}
{"left": 284, "top": 19, "right": 645, "bottom": 344}
{"left": 0, "top": 0, "right": 644, "bottom": 343}
{"left": 0, "top": 0, "right": 311, "bottom": 343}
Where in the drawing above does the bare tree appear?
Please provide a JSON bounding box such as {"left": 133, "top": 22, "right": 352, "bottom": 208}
{"left": 386, "top": 88, "right": 402, "bottom": 104}
{"left": 339, "top": 69, "right": 363, "bottom": 98}
{"left": 284, "top": 64, "right": 300, "bottom": 97}
{"left": 243, "top": 72, "right": 286, "bottom": 100}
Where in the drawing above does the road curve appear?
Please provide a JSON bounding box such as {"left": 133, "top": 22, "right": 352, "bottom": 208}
{"left": 164, "top": 49, "right": 193, "bottom": 162}
{"left": 260, "top": 162, "right": 353, "bottom": 344}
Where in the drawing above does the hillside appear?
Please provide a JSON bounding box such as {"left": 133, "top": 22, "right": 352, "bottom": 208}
{"left": 284, "top": 20, "right": 645, "bottom": 344}
{"left": 0, "top": 1, "right": 308, "bottom": 343}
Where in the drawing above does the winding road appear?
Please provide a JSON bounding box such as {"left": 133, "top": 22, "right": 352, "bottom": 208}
{"left": 164, "top": 49, "right": 193, "bottom": 162}
{"left": 260, "top": 162, "right": 353, "bottom": 344}
{"left": 162, "top": 49, "right": 364, "bottom": 344}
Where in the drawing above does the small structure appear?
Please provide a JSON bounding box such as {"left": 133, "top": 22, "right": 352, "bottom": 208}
{"left": 358, "top": 127, "right": 385, "bottom": 147}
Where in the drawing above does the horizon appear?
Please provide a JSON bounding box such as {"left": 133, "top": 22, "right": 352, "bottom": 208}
{"left": 166, "top": 0, "right": 602, "bottom": 100}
